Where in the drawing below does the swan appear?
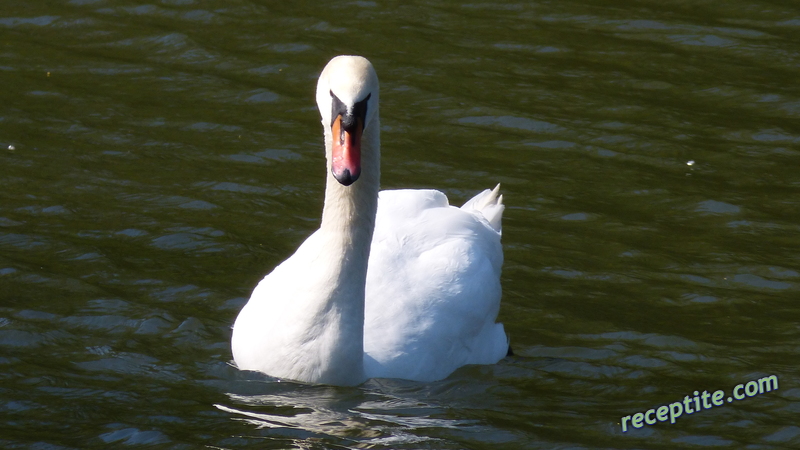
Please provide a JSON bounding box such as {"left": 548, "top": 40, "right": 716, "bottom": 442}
{"left": 231, "top": 55, "right": 508, "bottom": 386}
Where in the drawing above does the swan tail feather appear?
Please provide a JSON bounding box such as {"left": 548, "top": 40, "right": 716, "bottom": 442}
{"left": 461, "top": 184, "right": 504, "bottom": 233}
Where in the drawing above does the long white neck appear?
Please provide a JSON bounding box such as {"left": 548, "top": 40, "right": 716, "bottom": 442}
{"left": 310, "top": 115, "right": 380, "bottom": 385}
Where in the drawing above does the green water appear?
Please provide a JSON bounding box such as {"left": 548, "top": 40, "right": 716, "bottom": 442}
{"left": 1, "top": 0, "right": 799, "bottom": 448}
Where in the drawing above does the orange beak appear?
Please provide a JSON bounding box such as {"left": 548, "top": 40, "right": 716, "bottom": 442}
{"left": 330, "top": 114, "right": 363, "bottom": 186}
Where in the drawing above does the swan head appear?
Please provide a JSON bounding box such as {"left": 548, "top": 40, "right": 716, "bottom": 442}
{"left": 316, "top": 55, "right": 379, "bottom": 186}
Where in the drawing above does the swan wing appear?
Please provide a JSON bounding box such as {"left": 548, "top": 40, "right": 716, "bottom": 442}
{"left": 363, "top": 188, "right": 507, "bottom": 381}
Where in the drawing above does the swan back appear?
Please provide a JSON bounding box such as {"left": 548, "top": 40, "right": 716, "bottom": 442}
{"left": 363, "top": 189, "right": 506, "bottom": 381}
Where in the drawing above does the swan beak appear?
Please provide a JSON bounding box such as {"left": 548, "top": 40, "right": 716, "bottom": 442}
{"left": 331, "top": 113, "right": 363, "bottom": 186}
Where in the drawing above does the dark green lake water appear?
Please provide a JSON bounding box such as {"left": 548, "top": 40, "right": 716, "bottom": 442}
{"left": 2, "top": 1, "right": 799, "bottom": 448}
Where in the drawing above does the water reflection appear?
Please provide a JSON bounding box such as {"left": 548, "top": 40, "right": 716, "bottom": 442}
{"left": 217, "top": 377, "right": 478, "bottom": 447}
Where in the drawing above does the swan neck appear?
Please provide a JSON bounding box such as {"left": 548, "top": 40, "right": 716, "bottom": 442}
{"left": 312, "top": 118, "right": 379, "bottom": 384}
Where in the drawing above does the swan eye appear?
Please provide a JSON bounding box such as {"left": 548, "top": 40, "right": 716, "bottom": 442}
{"left": 330, "top": 91, "right": 371, "bottom": 131}
{"left": 353, "top": 94, "right": 370, "bottom": 129}
{"left": 330, "top": 91, "right": 347, "bottom": 127}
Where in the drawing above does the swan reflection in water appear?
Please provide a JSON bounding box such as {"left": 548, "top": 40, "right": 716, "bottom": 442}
{"left": 215, "top": 375, "right": 494, "bottom": 447}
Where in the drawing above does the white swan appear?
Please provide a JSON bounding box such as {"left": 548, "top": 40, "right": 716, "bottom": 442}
{"left": 231, "top": 55, "right": 508, "bottom": 386}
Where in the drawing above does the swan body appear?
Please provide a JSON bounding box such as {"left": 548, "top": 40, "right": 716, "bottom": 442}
{"left": 231, "top": 55, "right": 507, "bottom": 386}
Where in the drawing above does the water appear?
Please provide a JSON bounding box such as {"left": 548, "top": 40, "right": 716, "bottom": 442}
{"left": 2, "top": 0, "right": 799, "bottom": 448}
